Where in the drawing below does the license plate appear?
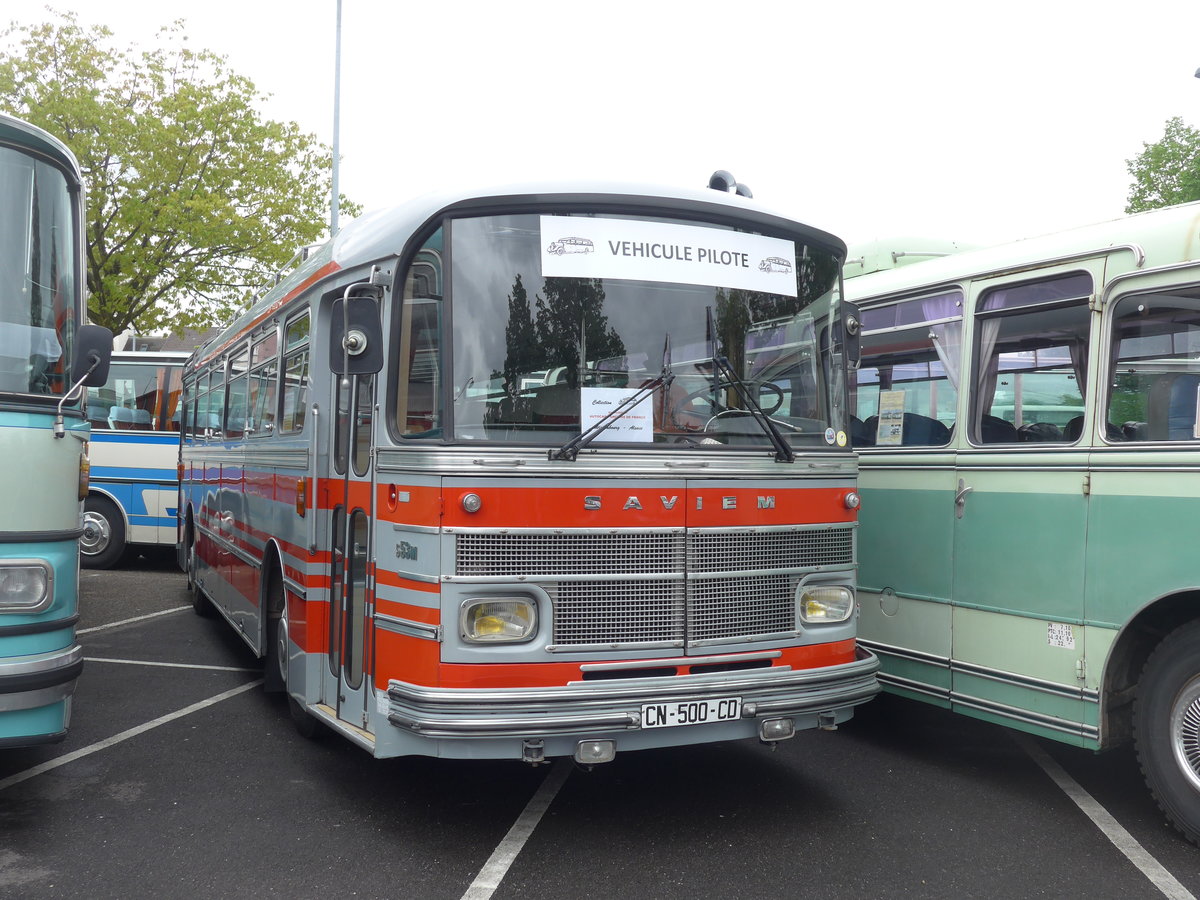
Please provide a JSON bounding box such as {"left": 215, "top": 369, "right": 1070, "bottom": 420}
{"left": 641, "top": 697, "right": 742, "bottom": 729}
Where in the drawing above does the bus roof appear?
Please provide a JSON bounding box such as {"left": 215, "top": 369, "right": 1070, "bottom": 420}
{"left": 195, "top": 178, "right": 848, "bottom": 366}
{"left": 843, "top": 200, "right": 1200, "bottom": 302}
{"left": 0, "top": 112, "right": 83, "bottom": 182}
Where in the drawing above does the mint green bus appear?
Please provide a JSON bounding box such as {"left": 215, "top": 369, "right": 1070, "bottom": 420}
{"left": 843, "top": 202, "right": 1200, "bottom": 845}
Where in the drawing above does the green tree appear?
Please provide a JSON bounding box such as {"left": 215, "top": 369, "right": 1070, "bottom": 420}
{"left": 1126, "top": 117, "right": 1200, "bottom": 214}
{"left": 0, "top": 11, "right": 358, "bottom": 334}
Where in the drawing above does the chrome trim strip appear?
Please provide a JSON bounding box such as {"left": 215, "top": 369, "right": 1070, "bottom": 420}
{"left": 860, "top": 639, "right": 951, "bottom": 669}
{"left": 393, "top": 569, "right": 440, "bottom": 584}
{"left": 950, "top": 693, "right": 1100, "bottom": 741}
{"left": 392, "top": 523, "right": 440, "bottom": 535}
{"left": 375, "top": 613, "right": 441, "bottom": 641}
{"left": 386, "top": 650, "right": 879, "bottom": 738}
{"left": 579, "top": 650, "right": 782, "bottom": 671}
{"left": 953, "top": 659, "right": 1100, "bottom": 702}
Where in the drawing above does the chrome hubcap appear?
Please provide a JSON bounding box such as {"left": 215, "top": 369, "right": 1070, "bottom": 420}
{"left": 80, "top": 510, "right": 111, "bottom": 556}
{"left": 1171, "top": 674, "right": 1200, "bottom": 793}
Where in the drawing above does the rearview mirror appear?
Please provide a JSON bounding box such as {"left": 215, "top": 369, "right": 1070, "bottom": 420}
{"left": 330, "top": 294, "right": 384, "bottom": 375}
{"left": 72, "top": 324, "right": 113, "bottom": 387}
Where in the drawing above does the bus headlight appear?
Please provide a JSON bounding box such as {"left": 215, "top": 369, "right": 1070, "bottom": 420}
{"left": 0, "top": 563, "right": 53, "bottom": 613}
{"left": 460, "top": 598, "right": 537, "bottom": 643}
{"left": 798, "top": 585, "right": 854, "bottom": 624}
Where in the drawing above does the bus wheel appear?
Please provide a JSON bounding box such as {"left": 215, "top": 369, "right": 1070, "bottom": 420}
{"left": 80, "top": 495, "right": 126, "bottom": 570}
{"left": 187, "top": 530, "right": 214, "bottom": 617}
{"left": 1134, "top": 619, "right": 1200, "bottom": 847}
{"left": 265, "top": 568, "right": 319, "bottom": 738}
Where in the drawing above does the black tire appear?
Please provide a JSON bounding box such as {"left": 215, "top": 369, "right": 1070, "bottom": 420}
{"left": 264, "top": 567, "right": 286, "bottom": 694}
{"left": 262, "top": 564, "right": 319, "bottom": 738}
{"left": 80, "top": 495, "right": 126, "bottom": 570}
{"left": 186, "top": 526, "right": 215, "bottom": 617}
{"left": 1134, "top": 619, "right": 1200, "bottom": 847}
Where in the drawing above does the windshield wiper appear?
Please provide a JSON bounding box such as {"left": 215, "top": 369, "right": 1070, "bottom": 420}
{"left": 705, "top": 308, "right": 795, "bottom": 463}
{"left": 549, "top": 335, "right": 674, "bottom": 462}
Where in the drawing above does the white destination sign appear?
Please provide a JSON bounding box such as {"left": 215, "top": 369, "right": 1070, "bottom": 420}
{"left": 541, "top": 215, "right": 798, "bottom": 297}
{"left": 581, "top": 387, "right": 654, "bottom": 442}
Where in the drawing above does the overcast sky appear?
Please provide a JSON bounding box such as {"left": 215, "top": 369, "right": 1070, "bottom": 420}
{"left": 25, "top": 0, "right": 1200, "bottom": 250}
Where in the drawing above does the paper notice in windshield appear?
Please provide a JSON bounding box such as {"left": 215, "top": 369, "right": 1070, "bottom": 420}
{"left": 541, "top": 216, "right": 798, "bottom": 297}
{"left": 876, "top": 391, "right": 905, "bottom": 446}
{"left": 581, "top": 387, "right": 654, "bottom": 442}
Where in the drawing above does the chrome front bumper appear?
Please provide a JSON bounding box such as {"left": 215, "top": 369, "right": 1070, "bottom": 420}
{"left": 387, "top": 647, "right": 879, "bottom": 739}
{"left": 0, "top": 644, "right": 85, "bottom": 712}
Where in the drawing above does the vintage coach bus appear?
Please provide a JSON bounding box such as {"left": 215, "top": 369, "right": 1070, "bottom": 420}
{"left": 178, "top": 177, "right": 878, "bottom": 764}
{"left": 844, "top": 201, "right": 1200, "bottom": 845}
{"left": 0, "top": 113, "right": 110, "bottom": 747}
{"left": 81, "top": 350, "right": 187, "bottom": 568}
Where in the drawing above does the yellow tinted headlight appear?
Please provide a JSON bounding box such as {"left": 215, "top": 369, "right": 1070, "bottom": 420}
{"left": 798, "top": 585, "right": 855, "bottom": 623}
{"left": 460, "top": 598, "right": 537, "bottom": 643}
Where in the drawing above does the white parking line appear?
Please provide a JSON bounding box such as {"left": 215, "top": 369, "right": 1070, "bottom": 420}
{"left": 460, "top": 759, "right": 572, "bottom": 900}
{"left": 77, "top": 606, "right": 191, "bottom": 635}
{"left": 0, "top": 680, "right": 263, "bottom": 793}
{"left": 85, "top": 656, "right": 260, "bottom": 673}
{"left": 1014, "top": 733, "right": 1196, "bottom": 900}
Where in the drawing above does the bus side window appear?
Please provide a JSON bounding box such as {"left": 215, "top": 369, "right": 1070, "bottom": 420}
{"left": 225, "top": 346, "right": 250, "bottom": 439}
{"left": 1108, "top": 287, "right": 1200, "bottom": 442}
{"left": 972, "top": 275, "right": 1091, "bottom": 445}
{"left": 396, "top": 232, "right": 443, "bottom": 438}
{"left": 854, "top": 290, "right": 961, "bottom": 447}
{"left": 282, "top": 313, "right": 309, "bottom": 433}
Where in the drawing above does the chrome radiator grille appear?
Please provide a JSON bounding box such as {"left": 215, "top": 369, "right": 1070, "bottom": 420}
{"left": 453, "top": 526, "right": 854, "bottom": 648}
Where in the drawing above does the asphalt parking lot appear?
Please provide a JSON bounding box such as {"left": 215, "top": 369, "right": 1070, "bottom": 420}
{"left": 1, "top": 557, "right": 1197, "bottom": 900}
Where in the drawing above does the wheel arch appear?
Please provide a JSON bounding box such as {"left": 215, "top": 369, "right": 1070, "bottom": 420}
{"left": 1101, "top": 588, "right": 1200, "bottom": 748}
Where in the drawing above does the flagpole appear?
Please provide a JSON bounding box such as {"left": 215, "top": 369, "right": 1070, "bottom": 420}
{"left": 331, "top": 0, "right": 342, "bottom": 236}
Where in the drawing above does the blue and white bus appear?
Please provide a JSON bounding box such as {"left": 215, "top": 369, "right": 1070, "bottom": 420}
{"left": 81, "top": 350, "right": 187, "bottom": 568}
{"left": 0, "top": 113, "right": 110, "bottom": 748}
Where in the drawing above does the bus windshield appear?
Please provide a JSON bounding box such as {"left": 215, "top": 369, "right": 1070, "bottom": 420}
{"left": 424, "top": 213, "right": 845, "bottom": 449}
{"left": 0, "top": 145, "right": 78, "bottom": 397}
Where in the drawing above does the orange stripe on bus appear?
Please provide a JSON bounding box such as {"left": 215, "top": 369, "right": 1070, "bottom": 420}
{"left": 371, "top": 639, "right": 858, "bottom": 690}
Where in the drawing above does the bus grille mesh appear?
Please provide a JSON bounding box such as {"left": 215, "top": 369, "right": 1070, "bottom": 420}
{"left": 454, "top": 526, "right": 853, "bottom": 648}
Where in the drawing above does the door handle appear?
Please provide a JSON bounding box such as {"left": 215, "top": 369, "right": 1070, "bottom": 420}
{"left": 955, "top": 479, "right": 974, "bottom": 519}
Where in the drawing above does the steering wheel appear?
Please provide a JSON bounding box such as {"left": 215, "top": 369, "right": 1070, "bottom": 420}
{"left": 672, "top": 379, "right": 786, "bottom": 419}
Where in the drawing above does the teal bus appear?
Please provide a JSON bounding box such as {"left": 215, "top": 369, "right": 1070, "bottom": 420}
{"left": 843, "top": 201, "right": 1200, "bottom": 845}
{"left": 0, "top": 113, "right": 110, "bottom": 747}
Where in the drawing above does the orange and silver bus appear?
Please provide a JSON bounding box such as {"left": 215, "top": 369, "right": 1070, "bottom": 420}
{"left": 178, "top": 178, "right": 877, "bottom": 764}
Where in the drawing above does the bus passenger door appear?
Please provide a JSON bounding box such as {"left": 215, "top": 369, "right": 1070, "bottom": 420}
{"left": 322, "top": 370, "right": 377, "bottom": 733}
{"left": 949, "top": 274, "right": 1095, "bottom": 742}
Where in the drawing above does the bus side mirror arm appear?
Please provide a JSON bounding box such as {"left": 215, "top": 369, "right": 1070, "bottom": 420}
{"left": 54, "top": 324, "right": 113, "bottom": 438}
{"left": 841, "top": 301, "right": 861, "bottom": 367}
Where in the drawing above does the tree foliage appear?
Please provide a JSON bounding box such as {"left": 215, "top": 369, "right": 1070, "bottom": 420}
{"left": 0, "top": 11, "right": 358, "bottom": 334}
{"left": 1125, "top": 117, "right": 1200, "bottom": 214}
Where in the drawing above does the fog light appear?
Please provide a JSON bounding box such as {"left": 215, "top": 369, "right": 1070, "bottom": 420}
{"left": 461, "top": 492, "right": 482, "bottom": 513}
{"left": 843, "top": 491, "right": 860, "bottom": 510}
{"left": 575, "top": 739, "right": 616, "bottom": 765}
{"left": 460, "top": 597, "right": 537, "bottom": 643}
{"left": 759, "top": 718, "right": 796, "bottom": 742}
{"left": 798, "top": 585, "right": 855, "bottom": 623}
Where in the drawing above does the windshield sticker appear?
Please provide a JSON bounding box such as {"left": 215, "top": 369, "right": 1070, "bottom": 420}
{"left": 541, "top": 215, "right": 798, "bottom": 297}
{"left": 824, "top": 427, "right": 836, "bottom": 445}
{"left": 875, "top": 391, "right": 906, "bottom": 446}
{"left": 581, "top": 387, "right": 654, "bottom": 442}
